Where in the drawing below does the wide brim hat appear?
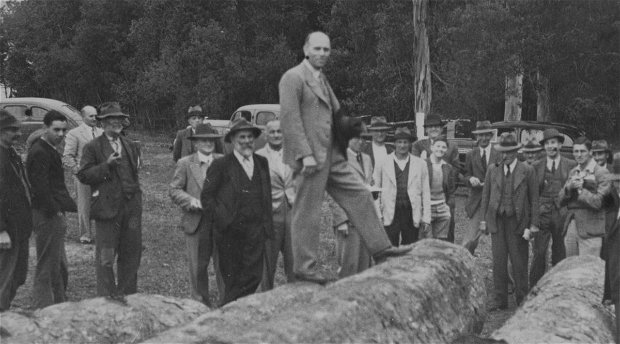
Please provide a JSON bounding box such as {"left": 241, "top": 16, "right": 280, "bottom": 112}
{"left": 610, "top": 152, "right": 620, "bottom": 180}
{"left": 423, "top": 114, "right": 444, "bottom": 128}
{"left": 188, "top": 123, "right": 222, "bottom": 140}
{"left": 393, "top": 127, "right": 415, "bottom": 141}
{"left": 368, "top": 116, "right": 391, "bottom": 131}
{"left": 494, "top": 132, "right": 522, "bottom": 152}
{"left": 521, "top": 140, "right": 543, "bottom": 153}
{"left": 472, "top": 120, "right": 494, "bottom": 134}
{"left": 224, "top": 118, "right": 262, "bottom": 143}
{"left": 0, "top": 110, "right": 19, "bottom": 130}
{"left": 186, "top": 105, "right": 203, "bottom": 119}
{"left": 97, "top": 101, "right": 129, "bottom": 119}
{"left": 539, "top": 128, "right": 564, "bottom": 145}
{"left": 591, "top": 140, "right": 611, "bottom": 153}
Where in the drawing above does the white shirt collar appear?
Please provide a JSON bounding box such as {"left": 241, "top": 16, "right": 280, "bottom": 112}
{"left": 348, "top": 148, "right": 359, "bottom": 157}
{"left": 504, "top": 159, "right": 518, "bottom": 173}
{"left": 546, "top": 155, "right": 561, "bottom": 170}
{"left": 197, "top": 151, "right": 213, "bottom": 165}
{"left": 303, "top": 59, "right": 321, "bottom": 80}
{"left": 480, "top": 144, "right": 491, "bottom": 157}
{"left": 233, "top": 149, "right": 252, "bottom": 163}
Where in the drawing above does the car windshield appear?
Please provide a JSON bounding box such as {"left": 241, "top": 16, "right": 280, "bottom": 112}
{"left": 62, "top": 104, "right": 83, "bottom": 124}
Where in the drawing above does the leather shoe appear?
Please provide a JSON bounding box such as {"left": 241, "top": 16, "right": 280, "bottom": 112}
{"left": 294, "top": 271, "right": 335, "bottom": 285}
{"left": 373, "top": 244, "right": 413, "bottom": 263}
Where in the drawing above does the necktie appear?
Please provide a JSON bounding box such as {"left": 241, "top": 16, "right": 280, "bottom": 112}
{"left": 92, "top": 127, "right": 96, "bottom": 139}
{"left": 318, "top": 73, "right": 330, "bottom": 98}
{"left": 551, "top": 160, "right": 556, "bottom": 174}
{"left": 243, "top": 158, "right": 253, "bottom": 179}
{"left": 506, "top": 165, "right": 511, "bottom": 177}
{"left": 357, "top": 153, "right": 364, "bottom": 174}
{"left": 481, "top": 149, "right": 487, "bottom": 167}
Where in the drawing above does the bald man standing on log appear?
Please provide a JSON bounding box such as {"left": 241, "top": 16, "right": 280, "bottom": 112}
{"left": 279, "top": 31, "right": 411, "bottom": 284}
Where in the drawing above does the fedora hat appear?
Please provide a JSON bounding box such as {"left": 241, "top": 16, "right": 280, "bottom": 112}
{"left": 368, "top": 116, "right": 391, "bottom": 131}
{"left": 522, "top": 140, "right": 543, "bottom": 153}
{"left": 494, "top": 132, "right": 521, "bottom": 152}
{"left": 610, "top": 152, "right": 620, "bottom": 180}
{"left": 97, "top": 102, "right": 129, "bottom": 120}
{"left": 591, "top": 139, "right": 611, "bottom": 153}
{"left": 224, "top": 118, "right": 262, "bottom": 143}
{"left": 0, "top": 110, "right": 19, "bottom": 130}
{"left": 539, "top": 128, "right": 564, "bottom": 145}
{"left": 472, "top": 120, "right": 494, "bottom": 134}
{"left": 423, "top": 114, "right": 444, "bottom": 128}
{"left": 188, "top": 123, "right": 222, "bottom": 140}
{"left": 186, "top": 105, "right": 203, "bottom": 119}
{"left": 393, "top": 127, "right": 415, "bottom": 141}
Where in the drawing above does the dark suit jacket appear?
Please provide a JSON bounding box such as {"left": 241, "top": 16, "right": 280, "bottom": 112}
{"left": 77, "top": 135, "right": 141, "bottom": 220}
{"left": 26, "top": 138, "right": 76, "bottom": 216}
{"left": 172, "top": 128, "right": 194, "bottom": 162}
{"left": 361, "top": 141, "right": 394, "bottom": 169}
{"left": 426, "top": 159, "right": 458, "bottom": 208}
{"left": 0, "top": 146, "right": 32, "bottom": 242}
{"left": 463, "top": 146, "right": 500, "bottom": 217}
{"left": 411, "top": 138, "right": 460, "bottom": 171}
{"left": 480, "top": 161, "right": 540, "bottom": 235}
{"left": 201, "top": 153, "right": 273, "bottom": 239}
{"left": 533, "top": 156, "right": 577, "bottom": 211}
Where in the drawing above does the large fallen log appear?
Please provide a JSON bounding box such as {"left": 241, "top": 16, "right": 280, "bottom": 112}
{"left": 492, "top": 255, "right": 615, "bottom": 343}
{"left": 0, "top": 294, "right": 208, "bottom": 344}
{"left": 145, "top": 239, "right": 486, "bottom": 343}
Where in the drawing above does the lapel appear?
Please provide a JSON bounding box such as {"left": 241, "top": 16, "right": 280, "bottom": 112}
{"left": 492, "top": 164, "right": 503, "bottom": 190}
{"left": 98, "top": 135, "right": 114, "bottom": 160}
{"left": 301, "top": 63, "right": 331, "bottom": 109}
{"left": 512, "top": 162, "right": 527, "bottom": 191}
{"left": 472, "top": 147, "right": 484, "bottom": 173}
{"left": 189, "top": 154, "right": 205, "bottom": 186}
{"left": 385, "top": 154, "right": 397, "bottom": 186}
{"left": 347, "top": 150, "right": 365, "bottom": 179}
{"left": 407, "top": 155, "right": 416, "bottom": 187}
{"left": 119, "top": 136, "right": 137, "bottom": 173}
{"left": 558, "top": 157, "right": 570, "bottom": 181}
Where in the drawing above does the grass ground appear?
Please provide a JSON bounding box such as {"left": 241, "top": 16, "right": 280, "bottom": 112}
{"left": 8, "top": 131, "right": 514, "bottom": 336}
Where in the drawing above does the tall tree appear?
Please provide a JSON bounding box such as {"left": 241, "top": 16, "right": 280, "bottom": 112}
{"left": 412, "top": 0, "right": 431, "bottom": 118}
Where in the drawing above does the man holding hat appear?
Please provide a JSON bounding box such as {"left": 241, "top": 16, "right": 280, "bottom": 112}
{"left": 0, "top": 110, "right": 32, "bottom": 311}
{"left": 78, "top": 102, "right": 143, "bottom": 302}
{"left": 462, "top": 120, "right": 499, "bottom": 254}
{"left": 170, "top": 123, "right": 224, "bottom": 306}
{"left": 592, "top": 139, "right": 613, "bottom": 172}
{"left": 529, "top": 128, "right": 576, "bottom": 287}
{"left": 173, "top": 105, "right": 205, "bottom": 162}
{"left": 374, "top": 127, "right": 431, "bottom": 246}
{"left": 559, "top": 137, "right": 613, "bottom": 257}
{"left": 361, "top": 116, "right": 394, "bottom": 170}
{"left": 480, "top": 132, "right": 539, "bottom": 309}
{"left": 201, "top": 118, "right": 272, "bottom": 305}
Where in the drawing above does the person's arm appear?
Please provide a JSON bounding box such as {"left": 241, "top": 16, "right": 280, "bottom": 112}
{"left": 420, "top": 162, "right": 432, "bottom": 225}
{"left": 27, "top": 147, "right": 58, "bottom": 217}
{"left": 169, "top": 159, "right": 198, "bottom": 212}
{"left": 201, "top": 158, "right": 226, "bottom": 227}
{"left": 576, "top": 171, "right": 613, "bottom": 210}
{"left": 527, "top": 167, "right": 540, "bottom": 231}
{"left": 279, "top": 71, "right": 313, "bottom": 162}
{"left": 411, "top": 140, "right": 423, "bottom": 157}
{"left": 172, "top": 131, "right": 183, "bottom": 162}
{"left": 558, "top": 171, "right": 578, "bottom": 207}
{"left": 479, "top": 167, "right": 492, "bottom": 229}
{"left": 62, "top": 131, "right": 79, "bottom": 174}
{"left": 77, "top": 142, "right": 112, "bottom": 186}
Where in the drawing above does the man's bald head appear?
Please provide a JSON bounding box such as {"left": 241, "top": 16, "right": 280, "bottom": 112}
{"left": 303, "top": 31, "right": 331, "bottom": 70}
{"left": 81, "top": 105, "right": 98, "bottom": 127}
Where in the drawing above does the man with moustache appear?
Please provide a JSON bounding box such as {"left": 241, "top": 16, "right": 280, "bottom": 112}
{"left": 256, "top": 119, "right": 296, "bottom": 289}
{"left": 27, "top": 111, "right": 77, "bottom": 308}
{"left": 0, "top": 111, "right": 32, "bottom": 311}
{"left": 78, "top": 102, "right": 142, "bottom": 303}
{"left": 462, "top": 121, "right": 498, "bottom": 255}
{"left": 361, "top": 116, "right": 393, "bottom": 169}
{"left": 279, "top": 31, "right": 411, "bottom": 284}
{"left": 63, "top": 105, "right": 103, "bottom": 244}
{"left": 201, "top": 118, "right": 272, "bottom": 305}
{"left": 529, "top": 129, "right": 576, "bottom": 286}
{"left": 480, "top": 132, "right": 539, "bottom": 309}
{"left": 559, "top": 137, "right": 612, "bottom": 257}
{"left": 170, "top": 123, "right": 224, "bottom": 306}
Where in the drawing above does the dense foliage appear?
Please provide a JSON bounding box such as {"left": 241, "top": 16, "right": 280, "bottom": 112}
{"left": 0, "top": 0, "right": 618, "bottom": 137}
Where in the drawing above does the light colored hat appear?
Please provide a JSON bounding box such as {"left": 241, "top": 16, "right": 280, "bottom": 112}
{"left": 522, "top": 140, "right": 543, "bottom": 153}
{"left": 494, "top": 132, "right": 521, "bottom": 152}
{"left": 368, "top": 116, "right": 391, "bottom": 131}
{"left": 471, "top": 120, "right": 494, "bottom": 134}
{"left": 393, "top": 127, "right": 415, "bottom": 141}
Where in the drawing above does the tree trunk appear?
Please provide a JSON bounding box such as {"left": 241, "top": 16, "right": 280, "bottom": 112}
{"left": 0, "top": 294, "right": 208, "bottom": 344}
{"left": 536, "top": 70, "right": 550, "bottom": 122}
{"left": 145, "top": 240, "right": 487, "bottom": 344}
{"left": 504, "top": 72, "right": 523, "bottom": 121}
{"left": 413, "top": 0, "right": 431, "bottom": 119}
{"left": 492, "top": 255, "right": 615, "bottom": 343}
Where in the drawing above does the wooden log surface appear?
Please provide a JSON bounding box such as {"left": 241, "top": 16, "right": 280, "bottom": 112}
{"left": 492, "top": 255, "right": 615, "bottom": 343}
{"left": 0, "top": 294, "right": 208, "bottom": 344}
{"left": 145, "top": 239, "right": 487, "bottom": 344}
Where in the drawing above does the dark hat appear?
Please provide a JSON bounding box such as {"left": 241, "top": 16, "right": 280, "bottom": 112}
{"left": 0, "top": 110, "right": 19, "bottom": 130}
{"left": 423, "top": 114, "right": 444, "bottom": 128}
{"left": 97, "top": 102, "right": 129, "bottom": 120}
{"left": 539, "top": 128, "right": 564, "bottom": 145}
{"left": 393, "top": 127, "right": 414, "bottom": 141}
{"left": 186, "top": 105, "right": 203, "bottom": 119}
{"left": 494, "top": 132, "right": 521, "bottom": 152}
{"left": 432, "top": 135, "right": 448, "bottom": 145}
{"left": 368, "top": 116, "right": 391, "bottom": 131}
{"left": 591, "top": 140, "right": 611, "bottom": 153}
{"left": 521, "top": 140, "right": 543, "bottom": 153}
{"left": 610, "top": 152, "right": 620, "bottom": 180}
{"left": 472, "top": 120, "right": 494, "bottom": 134}
{"left": 224, "top": 118, "right": 262, "bottom": 143}
{"left": 188, "top": 123, "right": 222, "bottom": 140}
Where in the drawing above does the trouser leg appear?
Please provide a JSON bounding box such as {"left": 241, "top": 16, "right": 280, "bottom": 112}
{"left": 548, "top": 207, "right": 566, "bottom": 265}
{"left": 491, "top": 217, "right": 509, "bottom": 306}
{"left": 564, "top": 219, "right": 579, "bottom": 257}
{"left": 530, "top": 226, "right": 551, "bottom": 287}
{"left": 463, "top": 208, "right": 483, "bottom": 255}
{"left": 0, "top": 238, "right": 28, "bottom": 311}
{"left": 335, "top": 224, "right": 370, "bottom": 278}
{"left": 260, "top": 219, "right": 285, "bottom": 291}
{"left": 95, "top": 216, "right": 121, "bottom": 297}
{"left": 503, "top": 217, "right": 529, "bottom": 305}
{"left": 282, "top": 205, "right": 295, "bottom": 282}
{"left": 431, "top": 203, "right": 451, "bottom": 240}
{"left": 185, "top": 229, "right": 202, "bottom": 301}
{"left": 578, "top": 237, "right": 602, "bottom": 257}
{"left": 117, "top": 195, "right": 142, "bottom": 295}
{"left": 75, "top": 176, "right": 93, "bottom": 239}
{"left": 447, "top": 203, "right": 455, "bottom": 243}
{"left": 31, "top": 210, "right": 66, "bottom": 308}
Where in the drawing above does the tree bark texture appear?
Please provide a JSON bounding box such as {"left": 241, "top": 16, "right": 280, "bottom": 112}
{"left": 145, "top": 239, "right": 487, "bottom": 344}
{"left": 492, "top": 255, "right": 615, "bottom": 343}
{"left": 413, "top": 0, "right": 431, "bottom": 118}
{"left": 0, "top": 294, "right": 208, "bottom": 344}
{"left": 536, "top": 70, "right": 551, "bottom": 122}
{"left": 504, "top": 73, "right": 523, "bottom": 121}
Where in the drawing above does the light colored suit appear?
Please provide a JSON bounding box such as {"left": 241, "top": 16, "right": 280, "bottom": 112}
{"left": 374, "top": 153, "right": 431, "bottom": 228}
{"left": 63, "top": 123, "right": 102, "bottom": 240}
{"left": 169, "top": 153, "right": 224, "bottom": 305}
{"left": 256, "top": 145, "right": 295, "bottom": 289}
{"left": 331, "top": 150, "right": 374, "bottom": 278}
{"left": 280, "top": 61, "right": 392, "bottom": 275}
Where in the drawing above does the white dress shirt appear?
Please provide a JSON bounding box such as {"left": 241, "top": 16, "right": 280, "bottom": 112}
{"left": 504, "top": 158, "right": 518, "bottom": 176}
{"left": 234, "top": 149, "right": 254, "bottom": 179}
{"left": 372, "top": 142, "right": 389, "bottom": 168}
{"left": 546, "top": 155, "right": 561, "bottom": 171}
{"left": 394, "top": 154, "right": 410, "bottom": 171}
{"left": 480, "top": 144, "right": 492, "bottom": 165}
{"left": 105, "top": 134, "right": 122, "bottom": 157}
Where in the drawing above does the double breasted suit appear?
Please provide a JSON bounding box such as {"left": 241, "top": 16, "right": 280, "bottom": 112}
{"left": 280, "top": 61, "right": 392, "bottom": 276}
{"left": 201, "top": 153, "right": 272, "bottom": 305}
{"left": 0, "top": 145, "right": 32, "bottom": 310}
{"left": 480, "top": 161, "right": 539, "bottom": 306}
{"left": 170, "top": 153, "right": 224, "bottom": 305}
